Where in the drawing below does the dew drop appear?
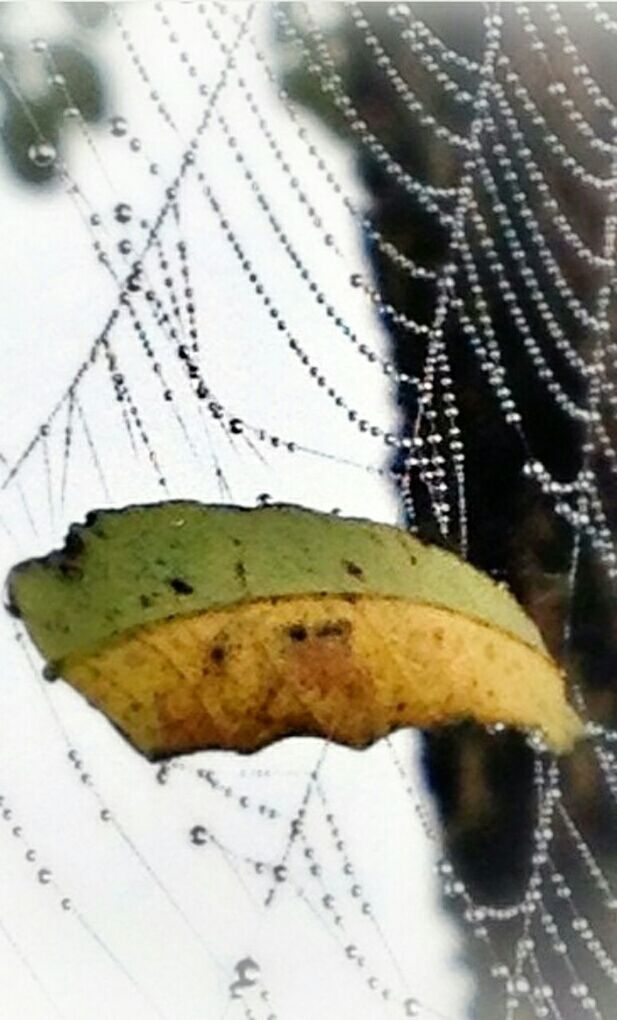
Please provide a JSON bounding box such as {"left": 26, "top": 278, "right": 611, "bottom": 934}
{"left": 229, "top": 418, "right": 244, "bottom": 435}
{"left": 118, "top": 239, "right": 132, "bottom": 255}
{"left": 100, "top": 809, "right": 111, "bottom": 822}
{"left": 60, "top": 897, "right": 71, "bottom": 911}
{"left": 129, "top": 137, "right": 142, "bottom": 152}
{"left": 25, "top": 849, "right": 36, "bottom": 862}
{"left": 273, "top": 865, "right": 287, "bottom": 883}
{"left": 114, "top": 202, "right": 132, "bottom": 224}
{"left": 110, "top": 115, "right": 128, "bottom": 137}
{"left": 37, "top": 868, "right": 52, "bottom": 884}
{"left": 190, "top": 825, "right": 208, "bottom": 846}
{"left": 28, "top": 142, "right": 56, "bottom": 168}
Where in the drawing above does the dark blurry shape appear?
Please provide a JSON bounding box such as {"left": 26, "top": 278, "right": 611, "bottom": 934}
{"left": 64, "top": 3, "right": 109, "bottom": 31}
{"left": 0, "top": 10, "right": 107, "bottom": 185}
{"left": 278, "top": 4, "right": 617, "bottom": 1017}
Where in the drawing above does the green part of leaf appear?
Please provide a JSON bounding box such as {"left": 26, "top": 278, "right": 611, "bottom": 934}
{"left": 7, "top": 501, "right": 545, "bottom": 663}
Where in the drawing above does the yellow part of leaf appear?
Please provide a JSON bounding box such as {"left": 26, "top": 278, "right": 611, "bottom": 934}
{"left": 62, "top": 593, "right": 583, "bottom": 759}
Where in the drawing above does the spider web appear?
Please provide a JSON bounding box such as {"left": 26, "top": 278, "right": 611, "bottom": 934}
{"left": 1, "top": 3, "right": 617, "bottom": 1019}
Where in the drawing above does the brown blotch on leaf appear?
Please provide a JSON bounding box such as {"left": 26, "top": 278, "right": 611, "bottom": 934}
{"left": 210, "top": 645, "right": 226, "bottom": 664}
{"left": 235, "top": 560, "right": 247, "bottom": 584}
{"left": 342, "top": 559, "right": 364, "bottom": 578}
{"left": 168, "top": 577, "right": 194, "bottom": 595}
{"left": 315, "top": 619, "right": 351, "bottom": 639}
{"left": 288, "top": 624, "right": 308, "bottom": 642}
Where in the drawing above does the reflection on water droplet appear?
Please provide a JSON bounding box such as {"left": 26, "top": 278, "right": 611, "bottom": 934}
{"left": 190, "top": 825, "right": 208, "bottom": 845}
{"left": 37, "top": 868, "right": 52, "bottom": 884}
{"left": 50, "top": 73, "right": 66, "bottom": 87}
{"left": 28, "top": 142, "right": 56, "bottom": 168}
{"left": 110, "top": 116, "right": 128, "bottom": 137}
{"left": 114, "top": 203, "right": 132, "bottom": 224}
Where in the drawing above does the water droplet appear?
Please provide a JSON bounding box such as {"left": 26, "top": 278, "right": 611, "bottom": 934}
{"left": 25, "top": 849, "right": 36, "bottom": 862}
{"left": 63, "top": 106, "right": 80, "bottom": 120}
{"left": 90, "top": 213, "right": 101, "bottom": 227}
{"left": 118, "top": 239, "right": 132, "bottom": 255}
{"left": 345, "top": 944, "right": 357, "bottom": 959}
{"left": 60, "top": 897, "right": 71, "bottom": 911}
{"left": 50, "top": 73, "right": 66, "bottom": 87}
{"left": 12, "top": 826, "right": 21, "bottom": 838}
{"left": 30, "top": 38, "right": 48, "bottom": 53}
{"left": 2, "top": 808, "right": 11, "bottom": 820}
{"left": 110, "top": 115, "right": 128, "bottom": 137}
{"left": 114, "top": 202, "right": 132, "bottom": 224}
{"left": 404, "top": 999, "right": 419, "bottom": 1017}
{"left": 190, "top": 825, "right": 208, "bottom": 845}
{"left": 28, "top": 142, "right": 56, "bottom": 168}
{"left": 100, "top": 809, "right": 111, "bottom": 822}
{"left": 229, "top": 418, "right": 244, "bottom": 435}
{"left": 156, "top": 764, "right": 169, "bottom": 784}
{"left": 129, "top": 137, "right": 141, "bottom": 153}
{"left": 37, "top": 868, "right": 52, "bottom": 884}
{"left": 273, "top": 865, "right": 287, "bottom": 883}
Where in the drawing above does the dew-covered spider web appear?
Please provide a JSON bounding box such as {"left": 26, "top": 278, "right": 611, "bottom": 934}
{"left": 1, "top": 3, "right": 617, "bottom": 1018}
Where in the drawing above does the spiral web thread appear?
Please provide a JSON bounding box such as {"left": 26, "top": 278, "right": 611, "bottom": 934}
{"left": 1, "top": 3, "right": 617, "bottom": 1018}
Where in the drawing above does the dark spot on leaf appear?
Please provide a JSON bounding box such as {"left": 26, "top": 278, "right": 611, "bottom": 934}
{"left": 4, "top": 596, "right": 21, "bottom": 619}
{"left": 343, "top": 559, "right": 364, "bottom": 578}
{"left": 42, "top": 664, "right": 58, "bottom": 683}
{"left": 288, "top": 624, "right": 308, "bottom": 641}
{"left": 235, "top": 560, "right": 247, "bottom": 584}
{"left": 342, "top": 594, "right": 358, "bottom": 604}
{"left": 140, "top": 594, "right": 153, "bottom": 608}
{"left": 58, "top": 561, "right": 83, "bottom": 581}
{"left": 396, "top": 702, "right": 405, "bottom": 712}
{"left": 316, "top": 619, "right": 351, "bottom": 638}
{"left": 210, "top": 645, "right": 226, "bottom": 663}
{"left": 168, "top": 577, "right": 193, "bottom": 595}
{"left": 64, "top": 528, "right": 85, "bottom": 560}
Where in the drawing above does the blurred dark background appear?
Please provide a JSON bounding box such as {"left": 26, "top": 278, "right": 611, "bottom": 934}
{"left": 278, "top": 4, "right": 617, "bottom": 1018}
